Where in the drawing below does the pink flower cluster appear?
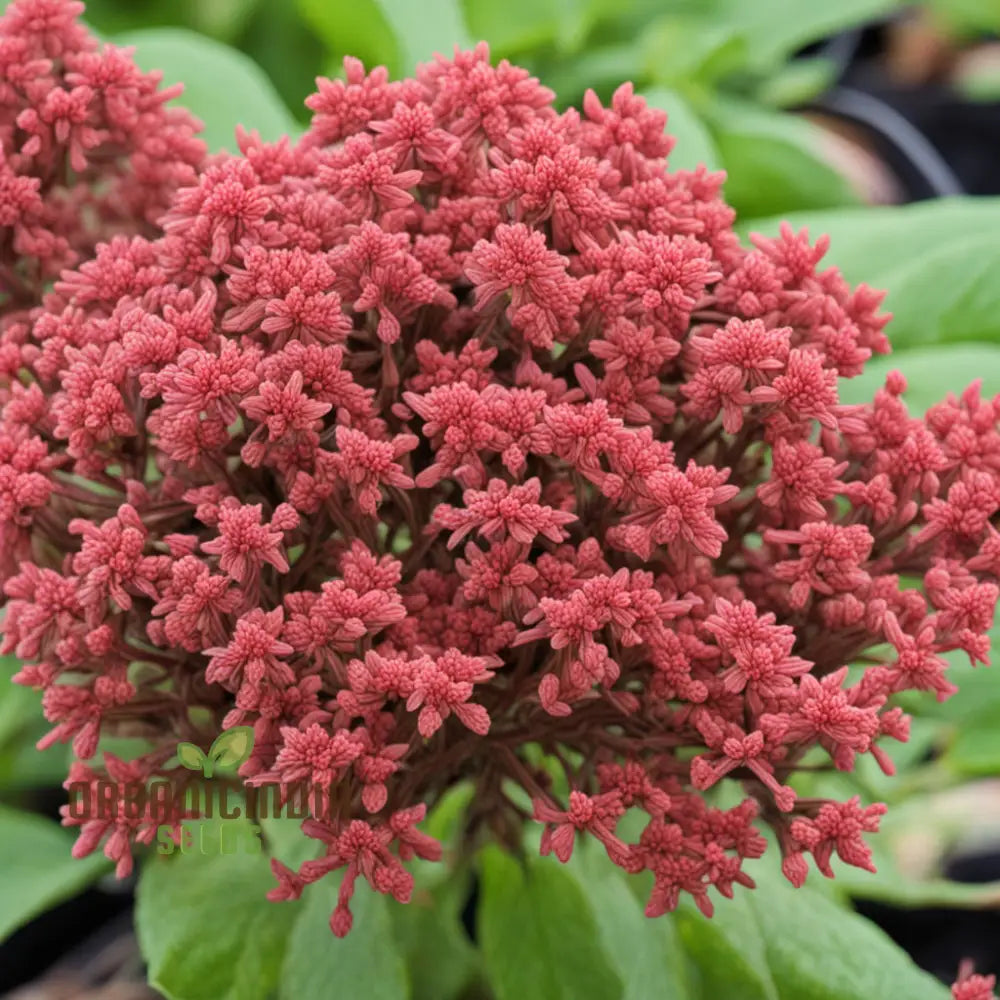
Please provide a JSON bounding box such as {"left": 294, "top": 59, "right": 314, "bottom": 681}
{"left": 3, "top": 1, "right": 999, "bottom": 937}
{"left": 0, "top": 0, "right": 203, "bottom": 366}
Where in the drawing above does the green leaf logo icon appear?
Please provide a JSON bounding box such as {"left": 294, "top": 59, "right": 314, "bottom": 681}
{"left": 174, "top": 728, "right": 253, "bottom": 777}
{"left": 176, "top": 742, "right": 208, "bottom": 772}
{"left": 207, "top": 726, "right": 254, "bottom": 777}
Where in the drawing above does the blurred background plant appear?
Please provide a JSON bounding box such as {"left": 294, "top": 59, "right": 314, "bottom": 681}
{"left": 4, "top": 0, "right": 1000, "bottom": 998}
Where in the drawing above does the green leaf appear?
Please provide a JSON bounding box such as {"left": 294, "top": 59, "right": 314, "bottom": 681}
{"left": 744, "top": 198, "right": 1000, "bottom": 349}
{"left": 0, "top": 655, "right": 40, "bottom": 749}
{"left": 78, "top": 0, "right": 260, "bottom": 43}
{"left": 389, "top": 783, "right": 479, "bottom": 999}
{"left": 643, "top": 86, "right": 722, "bottom": 173}
{"left": 706, "top": 96, "right": 858, "bottom": 218}
{"left": 261, "top": 816, "right": 317, "bottom": 869}
{"left": 137, "top": 834, "right": 297, "bottom": 1000}
{"left": 0, "top": 734, "right": 67, "bottom": 795}
{"left": 0, "top": 657, "right": 67, "bottom": 797}
{"left": 537, "top": 45, "right": 643, "bottom": 107}
{"left": 723, "top": 0, "right": 900, "bottom": 70}
{"left": 755, "top": 57, "right": 837, "bottom": 109}
{"left": 176, "top": 741, "right": 208, "bottom": 772}
{"left": 478, "top": 846, "right": 624, "bottom": 1000}
{"left": 927, "top": 0, "right": 1000, "bottom": 36}
{"left": 678, "top": 869, "right": 950, "bottom": 1000}
{"left": 390, "top": 867, "right": 479, "bottom": 1000}
{"left": 279, "top": 876, "right": 409, "bottom": 1000}
{"left": 830, "top": 832, "right": 1000, "bottom": 910}
{"left": 115, "top": 27, "right": 299, "bottom": 151}
{"left": 422, "top": 780, "right": 475, "bottom": 843}
{"left": 296, "top": 0, "right": 401, "bottom": 73}
{"left": 676, "top": 889, "right": 779, "bottom": 1000}
{"left": 235, "top": 0, "right": 326, "bottom": 122}
{"left": 461, "top": 0, "right": 563, "bottom": 57}
{"left": 642, "top": 15, "right": 750, "bottom": 89}
{"left": 761, "top": 875, "right": 952, "bottom": 1000}
{"left": 948, "top": 723, "right": 1000, "bottom": 775}
{"left": 937, "top": 624, "right": 1000, "bottom": 777}
{"left": 209, "top": 726, "right": 254, "bottom": 771}
{"left": 0, "top": 805, "right": 109, "bottom": 942}
{"left": 565, "top": 843, "right": 695, "bottom": 1000}
{"left": 373, "top": 0, "right": 472, "bottom": 72}
{"left": 838, "top": 345, "right": 1000, "bottom": 415}
{"left": 858, "top": 232, "right": 1000, "bottom": 349}
{"left": 185, "top": 0, "right": 262, "bottom": 42}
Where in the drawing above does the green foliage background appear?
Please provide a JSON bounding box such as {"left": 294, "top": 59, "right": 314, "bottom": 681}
{"left": 4, "top": 0, "right": 1000, "bottom": 997}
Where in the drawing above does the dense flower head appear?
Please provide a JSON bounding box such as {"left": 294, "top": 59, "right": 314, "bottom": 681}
{"left": 3, "top": 13, "right": 999, "bottom": 937}
{"left": 0, "top": 0, "right": 204, "bottom": 336}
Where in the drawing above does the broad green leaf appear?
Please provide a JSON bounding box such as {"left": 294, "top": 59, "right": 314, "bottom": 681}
{"left": 643, "top": 86, "right": 722, "bottom": 173}
{"left": 937, "top": 624, "right": 1000, "bottom": 777}
{"left": 75, "top": 0, "right": 179, "bottom": 36}
{"left": 538, "top": 45, "right": 643, "bottom": 107}
{"left": 422, "top": 780, "right": 475, "bottom": 843}
{"left": 676, "top": 890, "right": 779, "bottom": 1000}
{"left": 402, "top": 781, "right": 476, "bottom": 893}
{"left": 386, "top": 781, "right": 479, "bottom": 999}
{"left": 642, "top": 15, "right": 750, "bottom": 89}
{"left": 79, "top": 0, "right": 260, "bottom": 43}
{"left": 478, "top": 846, "right": 624, "bottom": 1000}
{"left": 0, "top": 655, "right": 39, "bottom": 749}
{"left": 839, "top": 864, "right": 1000, "bottom": 909}
{"left": 756, "top": 57, "right": 837, "bottom": 109}
{"left": 744, "top": 198, "right": 1000, "bottom": 349}
{"left": 831, "top": 834, "right": 1000, "bottom": 910}
{"left": 390, "top": 867, "right": 479, "bottom": 1000}
{"left": 116, "top": 27, "right": 299, "bottom": 151}
{"left": 553, "top": 0, "right": 630, "bottom": 53}
{"left": 234, "top": 0, "right": 326, "bottom": 121}
{"left": 137, "top": 834, "right": 296, "bottom": 1000}
{"left": 565, "top": 842, "right": 695, "bottom": 1000}
{"left": 184, "top": 0, "right": 262, "bottom": 41}
{"left": 744, "top": 198, "right": 1000, "bottom": 280}
{"left": 862, "top": 232, "right": 1000, "bottom": 349}
{"left": 81, "top": 735, "right": 155, "bottom": 766}
{"left": 209, "top": 726, "right": 254, "bottom": 772}
{"left": 296, "top": 0, "right": 401, "bottom": 73}
{"left": 261, "top": 815, "right": 317, "bottom": 869}
{"left": 948, "top": 724, "right": 1000, "bottom": 775}
{"left": 461, "top": 0, "right": 563, "bottom": 57}
{"left": 838, "top": 345, "right": 1000, "bottom": 415}
{"left": 374, "top": 0, "right": 472, "bottom": 72}
{"left": 280, "top": 877, "right": 409, "bottom": 1000}
{"left": 176, "top": 742, "right": 207, "bottom": 772}
{"left": 0, "top": 734, "right": 66, "bottom": 795}
{"left": 678, "top": 869, "right": 950, "bottom": 1000}
{"left": 0, "top": 657, "right": 66, "bottom": 796}
{"left": 706, "top": 96, "right": 858, "bottom": 218}
{"left": 723, "top": 0, "right": 900, "bottom": 70}
{"left": 0, "top": 805, "right": 109, "bottom": 942}
{"left": 927, "top": 0, "right": 1000, "bottom": 36}
{"left": 753, "top": 877, "right": 949, "bottom": 999}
